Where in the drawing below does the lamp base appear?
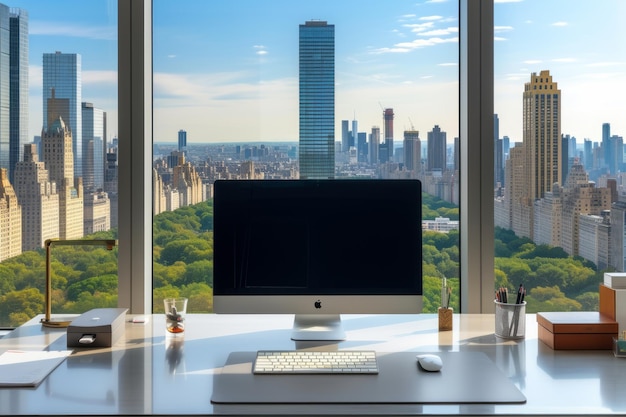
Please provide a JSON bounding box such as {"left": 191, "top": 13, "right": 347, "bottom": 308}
{"left": 41, "top": 318, "right": 73, "bottom": 328}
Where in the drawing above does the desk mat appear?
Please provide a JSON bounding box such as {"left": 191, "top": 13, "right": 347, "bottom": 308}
{"left": 211, "top": 351, "right": 526, "bottom": 404}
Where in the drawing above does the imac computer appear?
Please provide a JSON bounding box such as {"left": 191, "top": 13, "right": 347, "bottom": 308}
{"left": 213, "top": 179, "right": 423, "bottom": 341}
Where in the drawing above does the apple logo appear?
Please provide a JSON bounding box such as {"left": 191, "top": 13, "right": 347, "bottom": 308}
{"left": 314, "top": 299, "right": 322, "bottom": 309}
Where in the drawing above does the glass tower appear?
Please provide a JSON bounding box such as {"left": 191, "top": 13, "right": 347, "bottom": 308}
{"left": 9, "top": 7, "right": 28, "bottom": 185}
{"left": 43, "top": 52, "right": 82, "bottom": 177}
{"left": 82, "top": 102, "right": 106, "bottom": 190}
{"left": 0, "top": 5, "right": 9, "bottom": 179}
{"left": 299, "top": 20, "right": 334, "bottom": 179}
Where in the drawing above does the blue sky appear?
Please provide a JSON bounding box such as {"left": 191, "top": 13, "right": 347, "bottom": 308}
{"left": 7, "top": 0, "right": 626, "bottom": 146}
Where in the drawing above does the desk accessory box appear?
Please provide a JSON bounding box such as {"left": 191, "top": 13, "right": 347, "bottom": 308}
{"left": 537, "top": 311, "right": 618, "bottom": 350}
{"left": 604, "top": 272, "right": 626, "bottom": 289}
{"left": 599, "top": 282, "right": 626, "bottom": 335}
{"left": 67, "top": 308, "right": 128, "bottom": 348}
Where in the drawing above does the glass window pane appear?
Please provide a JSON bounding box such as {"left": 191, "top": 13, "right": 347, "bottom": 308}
{"left": 0, "top": 0, "right": 118, "bottom": 328}
{"left": 153, "top": 0, "right": 459, "bottom": 314}
{"left": 494, "top": 0, "right": 625, "bottom": 312}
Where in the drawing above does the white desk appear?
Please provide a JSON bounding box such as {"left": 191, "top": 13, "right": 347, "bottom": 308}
{"left": 1, "top": 313, "right": 625, "bottom": 416}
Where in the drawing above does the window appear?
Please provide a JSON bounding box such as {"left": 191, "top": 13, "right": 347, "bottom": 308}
{"left": 494, "top": 0, "right": 626, "bottom": 312}
{"left": 152, "top": 0, "right": 461, "bottom": 314}
{"left": 0, "top": 0, "right": 118, "bottom": 328}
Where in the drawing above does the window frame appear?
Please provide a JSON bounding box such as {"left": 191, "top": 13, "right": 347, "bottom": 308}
{"left": 116, "top": 0, "right": 495, "bottom": 314}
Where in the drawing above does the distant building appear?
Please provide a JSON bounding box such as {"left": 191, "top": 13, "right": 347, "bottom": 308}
{"left": 0, "top": 168, "right": 21, "bottom": 261}
{"left": 524, "top": 70, "right": 561, "bottom": 200}
{"left": 13, "top": 144, "right": 59, "bottom": 251}
{"left": 427, "top": 125, "right": 446, "bottom": 172}
{"left": 82, "top": 102, "right": 106, "bottom": 190}
{"left": 83, "top": 190, "right": 110, "bottom": 235}
{"left": 369, "top": 126, "right": 380, "bottom": 165}
{"left": 43, "top": 52, "right": 83, "bottom": 177}
{"left": 8, "top": 7, "right": 29, "bottom": 185}
{"left": 299, "top": 20, "right": 335, "bottom": 179}
{"left": 42, "top": 116, "right": 83, "bottom": 239}
{"left": 403, "top": 130, "right": 420, "bottom": 172}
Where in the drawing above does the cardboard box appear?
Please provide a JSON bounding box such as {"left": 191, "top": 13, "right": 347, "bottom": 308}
{"left": 537, "top": 311, "right": 617, "bottom": 350}
{"left": 599, "top": 284, "right": 626, "bottom": 336}
{"left": 67, "top": 308, "right": 128, "bottom": 348}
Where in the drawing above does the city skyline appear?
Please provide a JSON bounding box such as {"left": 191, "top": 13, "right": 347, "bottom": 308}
{"left": 2, "top": 0, "right": 624, "bottom": 148}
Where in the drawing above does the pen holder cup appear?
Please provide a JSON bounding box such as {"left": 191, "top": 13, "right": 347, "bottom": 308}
{"left": 494, "top": 301, "right": 526, "bottom": 339}
{"left": 438, "top": 307, "right": 453, "bottom": 331}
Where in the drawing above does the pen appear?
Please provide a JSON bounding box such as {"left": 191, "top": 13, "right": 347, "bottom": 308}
{"left": 515, "top": 284, "right": 523, "bottom": 304}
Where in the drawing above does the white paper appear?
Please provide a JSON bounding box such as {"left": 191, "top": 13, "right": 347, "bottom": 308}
{"left": 0, "top": 350, "right": 73, "bottom": 387}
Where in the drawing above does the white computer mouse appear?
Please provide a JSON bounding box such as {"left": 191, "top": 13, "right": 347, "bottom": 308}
{"left": 416, "top": 354, "right": 443, "bottom": 372}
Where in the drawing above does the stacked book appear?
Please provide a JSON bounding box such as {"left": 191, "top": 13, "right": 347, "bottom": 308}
{"left": 600, "top": 272, "right": 626, "bottom": 335}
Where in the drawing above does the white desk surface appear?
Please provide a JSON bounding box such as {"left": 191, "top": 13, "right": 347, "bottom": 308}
{"left": 1, "top": 313, "right": 625, "bottom": 416}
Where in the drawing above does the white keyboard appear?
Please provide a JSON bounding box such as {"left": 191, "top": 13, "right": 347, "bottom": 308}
{"left": 253, "top": 350, "right": 379, "bottom": 374}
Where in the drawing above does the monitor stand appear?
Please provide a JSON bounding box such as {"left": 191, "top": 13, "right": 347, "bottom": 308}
{"left": 291, "top": 314, "right": 346, "bottom": 341}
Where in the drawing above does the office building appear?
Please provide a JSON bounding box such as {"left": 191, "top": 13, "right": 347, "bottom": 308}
{"left": 560, "top": 162, "right": 610, "bottom": 256}
{"left": 610, "top": 200, "right": 626, "bottom": 271}
{"left": 13, "top": 144, "right": 59, "bottom": 251}
{"left": 82, "top": 102, "right": 106, "bottom": 191}
{"left": 42, "top": 116, "right": 83, "bottom": 239}
{"left": 341, "top": 120, "right": 349, "bottom": 153}
{"left": 0, "top": 167, "right": 21, "bottom": 261}
{"left": 153, "top": 168, "right": 166, "bottom": 216}
{"left": 103, "top": 147, "right": 118, "bottom": 228}
{"left": 381, "top": 108, "right": 394, "bottom": 163}
{"left": 403, "top": 130, "right": 420, "bottom": 172}
{"left": 298, "top": 20, "right": 335, "bottom": 179}
{"left": 43, "top": 52, "right": 83, "bottom": 177}
{"left": 0, "top": 5, "right": 9, "bottom": 181}
{"left": 369, "top": 126, "right": 379, "bottom": 165}
{"left": 602, "top": 122, "right": 610, "bottom": 171}
{"left": 427, "top": 125, "right": 446, "bottom": 172}
{"left": 178, "top": 129, "right": 187, "bottom": 155}
{"left": 83, "top": 190, "right": 110, "bottom": 235}
{"left": 578, "top": 212, "right": 610, "bottom": 271}
{"left": 172, "top": 160, "right": 203, "bottom": 207}
{"left": 8, "top": 7, "right": 28, "bottom": 185}
{"left": 523, "top": 70, "right": 561, "bottom": 200}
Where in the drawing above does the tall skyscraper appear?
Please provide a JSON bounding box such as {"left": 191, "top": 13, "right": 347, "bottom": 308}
{"left": 13, "top": 144, "right": 59, "bottom": 251}
{"left": 178, "top": 129, "right": 187, "bottom": 155}
{"left": 0, "top": 5, "right": 9, "bottom": 181}
{"left": 82, "top": 102, "right": 106, "bottom": 190}
{"left": 43, "top": 52, "right": 83, "bottom": 177}
{"left": 42, "top": 116, "right": 83, "bottom": 239}
{"left": 298, "top": 20, "right": 335, "bottom": 179}
{"left": 403, "top": 130, "right": 420, "bottom": 172}
{"left": 523, "top": 70, "right": 561, "bottom": 200}
{"left": 382, "top": 108, "right": 394, "bottom": 162}
{"left": 8, "top": 7, "right": 28, "bottom": 185}
{"left": 341, "top": 120, "right": 349, "bottom": 152}
{"left": 427, "top": 125, "right": 447, "bottom": 171}
{"left": 369, "top": 126, "right": 380, "bottom": 165}
{"left": 602, "top": 122, "right": 611, "bottom": 170}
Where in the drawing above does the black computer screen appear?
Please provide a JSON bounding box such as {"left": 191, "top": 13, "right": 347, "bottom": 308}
{"left": 213, "top": 179, "right": 422, "bottom": 299}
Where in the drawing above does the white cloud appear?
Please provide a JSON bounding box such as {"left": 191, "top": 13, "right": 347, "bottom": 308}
{"left": 552, "top": 57, "right": 577, "bottom": 63}
{"left": 29, "top": 21, "right": 115, "bottom": 41}
{"left": 523, "top": 60, "right": 543, "bottom": 65}
{"left": 552, "top": 21, "right": 568, "bottom": 27}
{"left": 420, "top": 15, "right": 443, "bottom": 21}
{"left": 494, "top": 36, "right": 508, "bottom": 42}
{"left": 495, "top": 25, "right": 514, "bottom": 33}
{"left": 418, "top": 27, "right": 458, "bottom": 37}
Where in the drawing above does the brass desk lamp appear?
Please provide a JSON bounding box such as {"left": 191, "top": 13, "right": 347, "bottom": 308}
{"left": 41, "top": 238, "right": 117, "bottom": 328}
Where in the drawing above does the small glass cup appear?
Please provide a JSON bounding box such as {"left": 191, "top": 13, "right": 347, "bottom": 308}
{"left": 164, "top": 297, "right": 188, "bottom": 335}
